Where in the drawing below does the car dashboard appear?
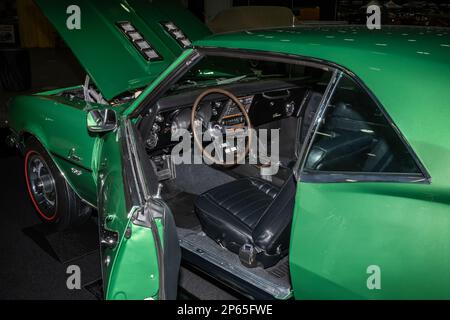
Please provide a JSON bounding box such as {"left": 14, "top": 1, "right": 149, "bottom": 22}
{"left": 143, "top": 79, "right": 311, "bottom": 153}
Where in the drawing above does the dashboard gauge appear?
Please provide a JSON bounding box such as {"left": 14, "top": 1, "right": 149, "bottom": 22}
{"left": 197, "top": 103, "right": 212, "bottom": 125}
{"left": 152, "top": 123, "right": 161, "bottom": 132}
{"left": 170, "top": 108, "right": 192, "bottom": 137}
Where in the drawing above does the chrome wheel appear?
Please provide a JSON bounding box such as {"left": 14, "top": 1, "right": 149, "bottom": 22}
{"left": 26, "top": 153, "right": 57, "bottom": 218}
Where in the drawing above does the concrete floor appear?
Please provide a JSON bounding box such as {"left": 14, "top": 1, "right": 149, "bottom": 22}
{"left": 0, "top": 128, "right": 103, "bottom": 299}
{"left": 0, "top": 49, "right": 99, "bottom": 299}
{"left": 0, "top": 48, "right": 84, "bottom": 126}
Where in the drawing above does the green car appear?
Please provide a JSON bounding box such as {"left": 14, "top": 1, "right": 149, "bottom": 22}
{"left": 6, "top": 0, "right": 450, "bottom": 300}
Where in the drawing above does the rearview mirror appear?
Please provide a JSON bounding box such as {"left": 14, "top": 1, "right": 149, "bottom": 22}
{"left": 87, "top": 109, "right": 117, "bottom": 133}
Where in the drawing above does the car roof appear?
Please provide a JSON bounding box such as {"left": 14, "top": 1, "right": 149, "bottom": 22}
{"left": 195, "top": 25, "right": 450, "bottom": 183}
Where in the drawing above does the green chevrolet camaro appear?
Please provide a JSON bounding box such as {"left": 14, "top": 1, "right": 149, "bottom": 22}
{"left": 6, "top": 0, "right": 450, "bottom": 300}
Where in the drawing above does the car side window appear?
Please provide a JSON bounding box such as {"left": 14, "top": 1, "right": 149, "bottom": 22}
{"left": 304, "top": 74, "right": 422, "bottom": 174}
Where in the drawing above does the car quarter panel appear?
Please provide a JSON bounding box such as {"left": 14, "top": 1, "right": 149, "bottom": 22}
{"left": 290, "top": 182, "right": 450, "bottom": 299}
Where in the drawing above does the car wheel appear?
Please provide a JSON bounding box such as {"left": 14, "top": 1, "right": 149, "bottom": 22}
{"left": 24, "top": 137, "right": 91, "bottom": 230}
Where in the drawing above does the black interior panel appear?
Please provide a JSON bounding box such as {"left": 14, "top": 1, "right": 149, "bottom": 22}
{"left": 145, "top": 79, "right": 312, "bottom": 152}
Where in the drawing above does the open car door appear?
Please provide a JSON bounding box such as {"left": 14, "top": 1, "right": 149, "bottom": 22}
{"left": 97, "top": 118, "right": 180, "bottom": 300}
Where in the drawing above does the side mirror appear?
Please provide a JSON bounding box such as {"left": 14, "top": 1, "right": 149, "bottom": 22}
{"left": 87, "top": 109, "right": 117, "bottom": 133}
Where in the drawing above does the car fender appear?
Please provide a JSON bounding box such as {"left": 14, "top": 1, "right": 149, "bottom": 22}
{"left": 8, "top": 94, "right": 99, "bottom": 206}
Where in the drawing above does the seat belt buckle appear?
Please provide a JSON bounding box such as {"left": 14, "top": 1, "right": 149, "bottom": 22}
{"left": 239, "top": 244, "right": 257, "bottom": 268}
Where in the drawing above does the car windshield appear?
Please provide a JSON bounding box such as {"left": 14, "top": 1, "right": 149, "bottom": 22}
{"left": 167, "top": 55, "right": 325, "bottom": 93}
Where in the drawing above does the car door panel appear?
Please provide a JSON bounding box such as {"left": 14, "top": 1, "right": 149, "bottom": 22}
{"left": 98, "top": 118, "right": 180, "bottom": 300}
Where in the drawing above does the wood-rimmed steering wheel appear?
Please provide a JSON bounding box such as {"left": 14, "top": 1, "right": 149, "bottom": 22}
{"left": 191, "top": 88, "right": 252, "bottom": 166}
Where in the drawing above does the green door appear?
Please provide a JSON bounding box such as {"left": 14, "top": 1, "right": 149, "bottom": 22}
{"left": 290, "top": 73, "right": 450, "bottom": 299}
{"left": 97, "top": 118, "right": 180, "bottom": 300}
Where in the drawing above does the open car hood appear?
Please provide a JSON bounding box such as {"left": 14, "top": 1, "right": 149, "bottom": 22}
{"left": 35, "top": 0, "right": 211, "bottom": 100}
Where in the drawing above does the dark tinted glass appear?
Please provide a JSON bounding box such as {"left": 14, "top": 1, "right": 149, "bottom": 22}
{"left": 167, "top": 55, "right": 331, "bottom": 94}
{"left": 305, "top": 75, "right": 421, "bottom": 174}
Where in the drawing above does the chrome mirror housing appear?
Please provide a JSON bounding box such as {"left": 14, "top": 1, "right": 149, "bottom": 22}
{"left": 87, "top": 109, "right": 117, "bottom": 133}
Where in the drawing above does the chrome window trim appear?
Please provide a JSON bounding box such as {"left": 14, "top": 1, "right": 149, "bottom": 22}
{"left": 293, "top": 70, "right": 342, "bottom": 180}
{"left": 300, "top": 171, "right": 428, "bottom": 184}
{"left": 121, "top": 119, "right": 168, "bottom": 300}
{"left": 123, "top": 119, "right": 149, "bottom": 203}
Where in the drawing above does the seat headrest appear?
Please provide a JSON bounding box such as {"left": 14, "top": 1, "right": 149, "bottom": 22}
{"left": 331, "top": 102, "right": 365, "bottom": 122}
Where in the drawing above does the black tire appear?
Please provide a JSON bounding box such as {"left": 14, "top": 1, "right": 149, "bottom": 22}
{"left": 24, "top": 137, "right": 91, "bottom": 230}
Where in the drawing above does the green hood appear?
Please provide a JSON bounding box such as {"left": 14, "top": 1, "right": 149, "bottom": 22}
{"left": 35, "top": 0, "right": 210, "bottom": 100}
